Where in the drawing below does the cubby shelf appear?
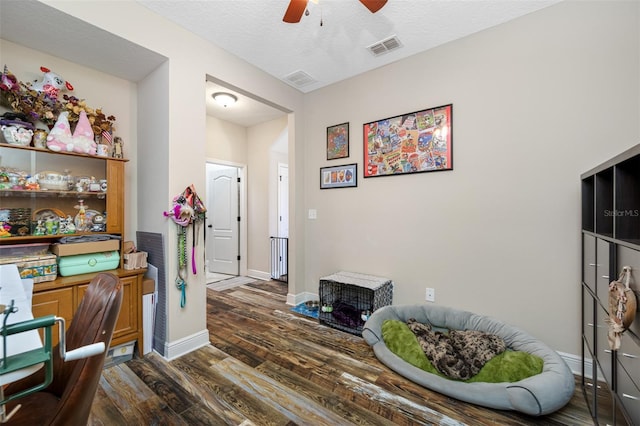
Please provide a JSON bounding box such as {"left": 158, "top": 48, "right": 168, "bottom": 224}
{"left": 581, "top": 143, "right": 640, "bottom": 425}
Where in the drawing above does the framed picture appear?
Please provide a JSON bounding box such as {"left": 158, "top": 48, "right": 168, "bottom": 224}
{"left": 320, "top": 163, "right": 357, "bottom": 189}
{"left": 363, "top": 104, "right": 453, "bottom": 178}
{"left": 326, "top": 122, "right": 349, "bottom": 160}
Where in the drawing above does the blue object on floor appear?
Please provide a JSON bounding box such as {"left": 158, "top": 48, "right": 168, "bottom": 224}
{"left": 291, "top": 303, "right": 319, "bottom": 319}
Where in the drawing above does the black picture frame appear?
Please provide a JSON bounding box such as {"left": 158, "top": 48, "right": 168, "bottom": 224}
{"left": 326, "top": 122, "right": 349, "bottom": 160}
{"left": 320, "top": 163, "right": 357, "bottom": 189}
{"left": 363, "top": 104, "right": 453, "bottom": 178}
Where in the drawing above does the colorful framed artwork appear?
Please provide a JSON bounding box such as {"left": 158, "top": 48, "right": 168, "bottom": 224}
{"left": 320, "top": 163, "right": 357, "bottom": 189}
{"left": 363, "top": 104, "right": 453, "bottom": 178}
{"left": 326, "top": 122, "right": 349, "bottom": 160}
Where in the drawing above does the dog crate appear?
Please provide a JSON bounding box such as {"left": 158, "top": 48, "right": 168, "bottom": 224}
{"left": 318, "top": 271, "right": 393, "bottom": 336}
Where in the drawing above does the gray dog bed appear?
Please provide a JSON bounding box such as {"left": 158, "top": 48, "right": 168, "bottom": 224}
{"left": 362, "top": 304, "right": 575, "bottom": 416}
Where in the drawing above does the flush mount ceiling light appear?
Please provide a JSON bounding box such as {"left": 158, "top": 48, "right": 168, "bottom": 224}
{"left": 212, "top": 92, "right": 238, "bottom": 107}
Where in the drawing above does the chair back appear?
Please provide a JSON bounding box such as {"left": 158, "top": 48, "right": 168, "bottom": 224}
{"left": 47, "top": 272, "right": 123, "bottom": 425}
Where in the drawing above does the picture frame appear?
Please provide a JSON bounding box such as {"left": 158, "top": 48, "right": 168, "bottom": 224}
{"left": 320, "top": 163, "right": 357, "bottom": 189}
{"left": 326, "top": 122, "right": 349, "bottom": 160}
{"left": 363, "top": 104, "right": 453, "bottom": 178}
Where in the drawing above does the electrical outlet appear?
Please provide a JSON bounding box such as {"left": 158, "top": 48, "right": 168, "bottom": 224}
{"left": 425, "top": 288, "right": 435, "bottom": 302}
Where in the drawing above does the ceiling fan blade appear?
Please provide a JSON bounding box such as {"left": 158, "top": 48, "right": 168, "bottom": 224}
{"left": 359, "top": 0, "right": 387, "bottom": 13}
{"left": 283, "top": 0, "right": 309, "bottom": 23}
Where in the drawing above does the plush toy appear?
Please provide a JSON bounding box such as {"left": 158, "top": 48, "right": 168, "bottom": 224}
{"left": 71, "top": 110, "right": 96, "bottom": 155}
{"left": 30, "top": 66, "right": 73, "bottom": 100}
{"left": 46, "top": 111, "right": 74, "bottom": 152}
{"left": 0, "top": 65, "right": 19, "bottom": 92}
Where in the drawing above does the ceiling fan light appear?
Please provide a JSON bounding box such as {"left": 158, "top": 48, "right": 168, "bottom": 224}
{"left": 212, "top": 92, "right": 238, "bottom": 107}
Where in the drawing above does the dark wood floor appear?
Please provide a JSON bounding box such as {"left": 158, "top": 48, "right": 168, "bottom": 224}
{"left": 88, "top": 280, "right": 593, "bottom": 425}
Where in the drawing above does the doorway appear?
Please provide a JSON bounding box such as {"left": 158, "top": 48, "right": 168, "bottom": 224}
{"left": 205, "top": 162, "right": 242, "bottom": 279}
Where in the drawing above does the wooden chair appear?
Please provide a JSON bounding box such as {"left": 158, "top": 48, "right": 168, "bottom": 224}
{"left": 3, "top": 272, "right": 123, "bottom": 425}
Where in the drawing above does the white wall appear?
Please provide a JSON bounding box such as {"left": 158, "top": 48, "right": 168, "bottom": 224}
{"left": 206, "top": 116, "right": 248, "bottom": 162}
{"left": 247, "top": 117, "right": 288, "bottom": 276}
{"left": 302, "top": 1, "right": 639, "bottom": 355}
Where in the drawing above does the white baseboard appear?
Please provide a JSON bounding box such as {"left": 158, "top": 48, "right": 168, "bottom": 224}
{"left": 247, "top": 269, "right": 271, "bottom": 281}
{"left": 162, "top": 329, "right": 210, "bottom": 361}
{"left": 559, "top": 350, "right": 586, "bottom": 377}
{"left": 287, "top": 291, "right": 318, "bottom": 307}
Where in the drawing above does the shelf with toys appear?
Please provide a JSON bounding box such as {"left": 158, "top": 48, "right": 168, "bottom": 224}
{"left": 0, "top": 143, "right": 126, "bottom": 243}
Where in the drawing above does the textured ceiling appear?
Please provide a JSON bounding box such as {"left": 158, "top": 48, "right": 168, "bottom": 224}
{"left": 138, "top": 0, "right": 562, "bottom": 93}
{"left": 0, "top": 0, "right": 563, "bottom": 127}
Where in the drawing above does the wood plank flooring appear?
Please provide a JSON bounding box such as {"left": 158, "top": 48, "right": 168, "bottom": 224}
{"left": 88, "top": 280, "right": 593, "bottom": 425}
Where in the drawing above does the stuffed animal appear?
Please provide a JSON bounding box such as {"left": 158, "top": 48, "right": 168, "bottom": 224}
{"left": 0, "top": 65, "right": 19, "bottom": 92}
{"left": 71, "top": 110, "right": 97, "bottom": 155}
{"left": 30, "top": 66, "right": 73, "bottom": 100}
{"left": 46, "top": 111, "right": 74, "bottom": 152}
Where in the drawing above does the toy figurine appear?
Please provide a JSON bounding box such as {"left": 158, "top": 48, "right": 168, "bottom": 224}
{"left": 45, "top": 216, "right": 56, "bottom": 235}
{"left": 0, "top": 222, "right": 11, "bottom": 237}
{"left": 75, "top": 200, "right": 88, "bottom": 232}
{"left": 33, "top": 220, "right": 46, "bottom": 236}
{"left": 112, "top": 137, "right": 123, "bottom": 159}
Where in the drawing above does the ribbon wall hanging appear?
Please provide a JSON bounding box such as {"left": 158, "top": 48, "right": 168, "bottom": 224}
{"left": 163, "top": 184, "right": 207, "bottom": 308}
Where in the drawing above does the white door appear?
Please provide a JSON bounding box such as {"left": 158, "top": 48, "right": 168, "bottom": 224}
{"left": 206, "top": 164, "right": 239, "bottom": 275}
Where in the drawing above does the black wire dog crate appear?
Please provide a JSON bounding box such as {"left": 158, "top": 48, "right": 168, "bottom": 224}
{"left": 318, "top": 271, "right": 393, "bottom": 336}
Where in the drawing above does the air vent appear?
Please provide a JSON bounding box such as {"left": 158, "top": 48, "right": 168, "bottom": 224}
{"left": 367, "top": 35, "right": 403, "bottom": 57}
{"left": 283, "top": 70, "right": 317, "bottom": 88}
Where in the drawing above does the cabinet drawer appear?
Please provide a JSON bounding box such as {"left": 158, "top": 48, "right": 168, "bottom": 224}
{"left": 616, "top": 365, "right": 640, "bottom": 424}
{"left": 616, "top": 246, "right": 640, "bottom": 338}
{"left": 583, "top": 287, "right": 595, "bottom": 352}
{"left": 596, "top": 238, "right": 612, "bottom": 307}
{"left": 584, "top": 234, "right": 596, "bottom": 292}
{"left": 596, "top": 305, "right": 614, "bottom": 384}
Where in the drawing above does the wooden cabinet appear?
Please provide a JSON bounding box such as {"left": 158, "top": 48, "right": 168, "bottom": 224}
{"left": 31, "top": 286, "right": 74, "bottom": 347}
{"left": 0, "top": 143, "right": 144, "bottom": 355}
{"left": 581, "top": 144, "right": 640, "bottom": 425}
{"left": 31, "top": 269, "right": 144, "bottom": 352}
{"left": 77, "top": 272, "right": 142, "bottom": 348}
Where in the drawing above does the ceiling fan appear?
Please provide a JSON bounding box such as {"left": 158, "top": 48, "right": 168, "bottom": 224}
{"left": 283, "top": 0, "right": 388, "bottom": 23}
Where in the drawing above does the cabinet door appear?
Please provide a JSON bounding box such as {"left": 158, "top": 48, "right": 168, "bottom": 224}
{"left": 584, "top": 234, "right": 597, "bottom": 292}
{"left": 583, "top": 340, "right": 597, "bottom": 419}
{"left": 106, "top": 160, "right": 124, "bottom": 234}
{"left": 78, "top": 275, "right": 138, "bottom": 341}
{"left": 583, "top": 286, "right": 596, "bottom": 353}
{"left": 596, "top": 238, "right": 612, "bottom": 307}
{"left": 617, "top": 333, "right": 640, "bottom": 424}
{"left": 596, "top": 305, "right": 614, "bottom": 385}
{"left": 31, "top": 287, "right": 74, "bottom": 347}
{"left": 596, "top": 390, "right": 629, "bottom": 426}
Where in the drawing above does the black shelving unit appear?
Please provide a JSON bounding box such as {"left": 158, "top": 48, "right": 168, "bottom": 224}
{"left": 581, "top": 144, "right": 640, "bottom": 425}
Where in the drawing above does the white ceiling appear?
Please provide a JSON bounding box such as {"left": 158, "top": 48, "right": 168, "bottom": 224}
{"left": 138, "top": 0, "right": 562, "bottom": 93}
{"left": 142, "top": 0, "right": 562, "bottom": 126}
{"left": 1, "top": 0, "right": 562, "bottom": 128}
